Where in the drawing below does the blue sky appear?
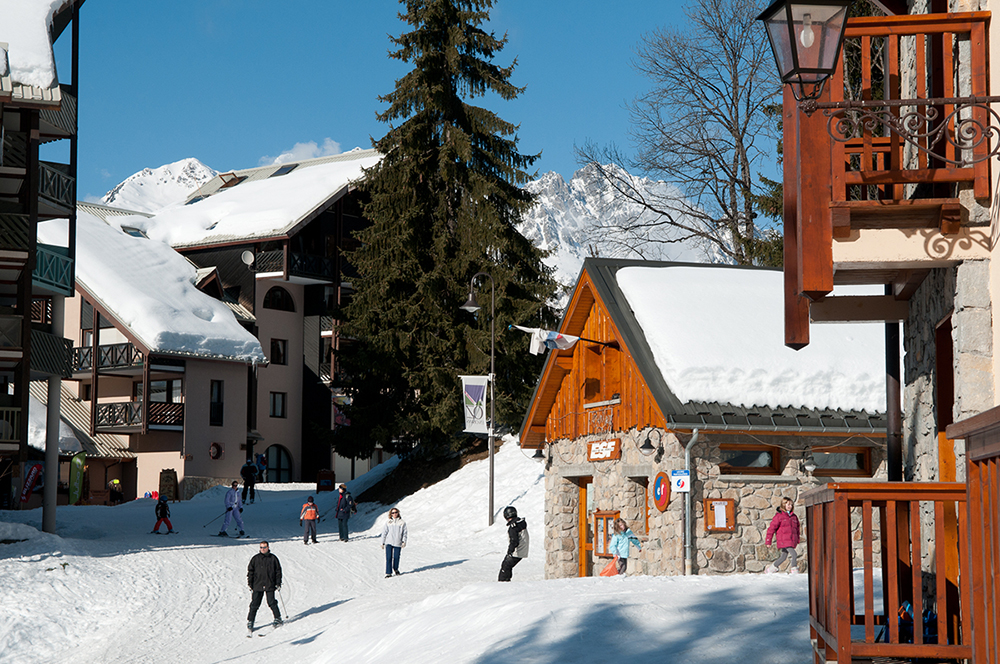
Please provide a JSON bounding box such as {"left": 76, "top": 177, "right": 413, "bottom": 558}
{"left": 57, "top": 1, "right": 701, "bottom": 201}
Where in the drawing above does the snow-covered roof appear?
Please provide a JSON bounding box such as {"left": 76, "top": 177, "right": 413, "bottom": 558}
{"left": 114, "top": 149, "right": 381, "bottom": 249}
{"left": 614, "top": 263, "right": 885, "bottom": 414}
{"left": 0, "top": 0, "right": 73, "bottom": 90}
{"left": 38, "top": 209, "right": 265, "bottom": 364}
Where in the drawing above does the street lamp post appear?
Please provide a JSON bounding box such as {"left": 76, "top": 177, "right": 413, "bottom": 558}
{"left": 460, "top": 271, "right": 495, "bottom": 526}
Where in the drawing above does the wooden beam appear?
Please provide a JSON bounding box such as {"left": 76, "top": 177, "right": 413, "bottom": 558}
{"left": 809, "top": 295, "right": 908, "bottom": 323}
{"left": 939, "top": 202, "right": 961, "bottom": 235}
{"left": 783, "top": 87, "right": 810, "bottom": 349}
{"left": 892, "top": 269, "right": 930, "bottom": 301}
{"left": 797, "top": 85, "right": 834, "bottom": 300}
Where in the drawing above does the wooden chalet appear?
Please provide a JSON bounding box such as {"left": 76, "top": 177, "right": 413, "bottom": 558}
{"left": 520, "top": 258, "right": 886, "bottom": 580}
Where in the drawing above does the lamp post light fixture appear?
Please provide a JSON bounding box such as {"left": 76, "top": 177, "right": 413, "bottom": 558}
{"left": 757, "top": 0, "right": 852, "bottom": 102}
{"left": 461, "top": 271, "right": 496, "bottom": 526}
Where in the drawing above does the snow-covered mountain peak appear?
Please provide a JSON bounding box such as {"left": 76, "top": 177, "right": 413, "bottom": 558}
{"left": 102, "top": 158, "right": 217, "bottom": 214}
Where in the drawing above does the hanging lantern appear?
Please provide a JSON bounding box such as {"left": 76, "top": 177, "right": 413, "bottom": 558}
{"left": 757, "top": 0, "right": 852, "bottom": 101}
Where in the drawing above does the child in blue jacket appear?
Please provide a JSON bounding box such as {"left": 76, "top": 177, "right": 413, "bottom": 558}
{"left": 608, "top": 518, "right": 641, "bottom": 574}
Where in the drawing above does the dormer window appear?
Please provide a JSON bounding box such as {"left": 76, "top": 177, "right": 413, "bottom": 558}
{"left": 122, "top": 227, "right": 147, "bottom": 239}
{"left": 218, "top": 172, "right": 247, "bottom": 189}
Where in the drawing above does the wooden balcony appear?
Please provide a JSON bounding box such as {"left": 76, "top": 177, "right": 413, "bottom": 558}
{"left": 32, "top": 243, "right": 73, "bottom": 296}
{"left": 38, "top": 160, "right": 74, "bottom": 217}
{"left": 783, "top": 12, "right": 991, "bottom": 344}
{"left": 95, "top": 401, "right": 184, "bottom": 432}
{"left": 72, "top": 342, "right": 143, "bottom": 375}
{"left": 804, "top": 482, "right": 970, "bottom": 663}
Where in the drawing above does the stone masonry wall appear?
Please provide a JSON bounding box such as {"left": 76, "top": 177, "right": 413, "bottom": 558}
{"left": 543, "top": 428, "right": 887, "bottom": 579}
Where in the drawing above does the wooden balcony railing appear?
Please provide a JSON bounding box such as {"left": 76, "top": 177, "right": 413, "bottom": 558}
{"left": 0, "top": 407, "right": 20, "bottom": 442}
{"left": 94, "top": 401, "right": 184, "bottom": 430}
{"left": 32, "top": 243, "right": 73, "bottom": 296}
{"left": 38, "top": 161, "right": 74, "bottom": 214}
{"left": 148, "top": 402, "right": 183, "bottom": 427}
{"left": 73, "top": 342, "right": 143, "bottom": 373}
{"left": 803, "top": 482, "right": 971, "bottom": 664}
{"left": 95, "top": 402, "right": 142, "bottom": 429}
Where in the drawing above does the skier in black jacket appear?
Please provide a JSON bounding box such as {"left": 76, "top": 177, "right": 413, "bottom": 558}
{"left": 240, "top": 460, "right": 258, "bottom": 504}
{"left": 498, "top": 506, "right": 529, "bottom": 582}
{"left": 247, "top": 541, "right": 283, "bottom": 631}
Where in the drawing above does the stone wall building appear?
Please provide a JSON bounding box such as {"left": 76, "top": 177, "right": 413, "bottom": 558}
{"left": 520, "top": 259, "right": 888, "bottom": 578}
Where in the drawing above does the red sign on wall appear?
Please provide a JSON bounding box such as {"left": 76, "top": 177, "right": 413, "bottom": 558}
{"left": 588, "top": 439, "right": 621, "bottom": 462}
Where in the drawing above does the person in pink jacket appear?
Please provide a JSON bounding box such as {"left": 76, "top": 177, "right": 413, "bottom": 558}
{"left": 765, "top": 496, "right": 800, "bottom": 574}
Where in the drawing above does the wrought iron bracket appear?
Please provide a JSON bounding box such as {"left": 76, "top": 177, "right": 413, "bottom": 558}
{"left": 799, "top": 95, "right": 1000, "bottom": 167}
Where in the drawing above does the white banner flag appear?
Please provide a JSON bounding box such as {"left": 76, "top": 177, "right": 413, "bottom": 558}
{"left": 460, "top": 375, "right": 489, "bottom": 434}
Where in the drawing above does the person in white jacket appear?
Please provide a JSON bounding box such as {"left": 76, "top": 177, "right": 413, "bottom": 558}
{"left": 219, "top": 481, "right": 245, "bottom": 537}
{"left": 380, "top": 508, "right": 407, "bottom": 578}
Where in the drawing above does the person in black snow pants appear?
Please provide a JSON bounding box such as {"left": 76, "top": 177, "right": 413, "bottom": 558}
{"left": 151, "top": 495, "right": 174, "bottom": 533}
{"left": 247, "top": 541, "right": 282, "bottom": 630}
{"left": 240, "top": 460, "right": 258, "bottom": 504}
{"left": 498, "top": 505, "right": 529, "bottom": 582}
{"left": 334, "top": 484, "right": 357, "bottom": 541}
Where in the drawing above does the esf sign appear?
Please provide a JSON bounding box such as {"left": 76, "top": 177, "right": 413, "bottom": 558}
{"left": 588, "top": 439, "right": 621, "bottom": 461}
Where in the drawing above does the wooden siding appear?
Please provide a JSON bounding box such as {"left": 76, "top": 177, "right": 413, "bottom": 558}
{"left": 541, "top": 276, "right": 665, "bottom": 443}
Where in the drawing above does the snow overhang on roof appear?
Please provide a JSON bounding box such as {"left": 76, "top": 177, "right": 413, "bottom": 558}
{"left": 0, "top": 0, "right": 75, "bottom": 101}
{"left": 116, "top": 149, "right": 382, "bottom": 249}
{"left": 39, "top": 208, "right": 266, "bottom": 364}
{"left": 609, "top": 261, "right": 886, "bottom": 416}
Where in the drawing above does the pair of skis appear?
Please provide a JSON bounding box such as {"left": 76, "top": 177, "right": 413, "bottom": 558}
{"left": 247, "top": 621, "right": 282, "bottom": 638}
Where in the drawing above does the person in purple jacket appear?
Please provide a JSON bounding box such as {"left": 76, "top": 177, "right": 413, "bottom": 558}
{"left": 764, "top": 496, "right": 801, "bottom": 574}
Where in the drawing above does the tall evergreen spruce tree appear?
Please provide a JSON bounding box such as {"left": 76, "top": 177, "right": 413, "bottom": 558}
{"left": 335, "top": 0, "right": 556, "bottom": 458}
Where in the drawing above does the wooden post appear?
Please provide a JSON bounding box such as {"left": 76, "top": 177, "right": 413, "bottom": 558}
{"left": 783, "top": 87, "right": 810, "bottom": 349}
{"left": 796, "top": 85, "right": 834, "bottom": 301}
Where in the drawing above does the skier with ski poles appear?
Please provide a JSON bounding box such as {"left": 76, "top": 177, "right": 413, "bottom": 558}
{"left": 247, "top": 540, "right": 282, "bottom": 634}
{"left": 219, "top": 480, "right": 245, "bottom": 537}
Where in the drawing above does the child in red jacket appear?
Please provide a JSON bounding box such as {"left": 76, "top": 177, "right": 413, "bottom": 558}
{"left": 765, "top": 496, "right": 800, "bottom": 574}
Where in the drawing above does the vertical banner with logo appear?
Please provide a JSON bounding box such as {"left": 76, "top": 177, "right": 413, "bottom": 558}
{"left": 460, "top": 375, "right": 489, "bottom": 434}
{"left": 20, "top": 463, "right": 42, "bottom": 503}
{"left": 69, "top": 452, "right": 86, "bottom": 505}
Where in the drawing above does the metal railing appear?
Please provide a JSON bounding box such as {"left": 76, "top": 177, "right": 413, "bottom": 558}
{"left": 804, "top": 482, "right": 971, "bottom": 663}
{"left": 256, "top": 249, "right": 336, "bottom": 281}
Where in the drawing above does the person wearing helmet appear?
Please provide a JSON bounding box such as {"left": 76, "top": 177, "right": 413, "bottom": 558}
{"left": 498, "top": 505, "right": 529, "bottom": 582}
{"left": 219, "top": 480, "right": 245, "bottom": 537}
{"left": 151, "top": 495, "right": 174, "bottom": 534}
{"left": 300, "top": 496, "right": 319, "bottom": 545}
{"left": 107, "top": 478, "right": 123, "bottom": 505}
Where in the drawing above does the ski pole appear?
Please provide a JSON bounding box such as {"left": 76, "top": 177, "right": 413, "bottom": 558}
{"left": 202, "top": 511, "right": 227, "bottom": 528}
{"left": 278, "top": 587, "right": 287, "bottom": 618}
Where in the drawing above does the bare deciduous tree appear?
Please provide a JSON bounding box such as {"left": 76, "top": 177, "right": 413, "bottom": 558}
{"left": 578, "top": 0, "right": 781, "bottom": 266}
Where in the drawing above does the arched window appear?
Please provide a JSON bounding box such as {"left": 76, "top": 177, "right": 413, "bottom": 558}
{"left": 263, "top": 286, "right": 295, "bottom": 312}
{"left": 265, "top": 445, "right": 293, "bottom": 483}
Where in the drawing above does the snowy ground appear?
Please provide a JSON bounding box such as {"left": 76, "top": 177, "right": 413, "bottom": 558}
{"left": 0, "top": 441, "right": 814, "bottom": 664}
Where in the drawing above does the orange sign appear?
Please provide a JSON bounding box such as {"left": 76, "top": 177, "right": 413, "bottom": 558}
{"left": 588, "top": 439, "right": 621, "bottom": 461}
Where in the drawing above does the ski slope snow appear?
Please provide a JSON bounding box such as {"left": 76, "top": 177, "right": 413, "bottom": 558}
{"left": 0, "top": 440, "right": 813, "bottom": 663}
